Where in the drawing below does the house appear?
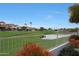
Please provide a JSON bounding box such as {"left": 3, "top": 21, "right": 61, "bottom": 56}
{"left": 0, "top": 21, "right": 35, "bottom": 31}
{"left": 0, "top": 21, "right": 6, "bottom": 27}
{"left": 6, "top": 24, "right": 18, "bottom": 31}
{"left": 0, "top": 21, "right": 6, "bottom": 31}
{"left": 0, "top": 21, "right": 18, "bottom": 31}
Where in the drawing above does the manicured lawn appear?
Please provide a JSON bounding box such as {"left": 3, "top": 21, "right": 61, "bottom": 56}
{"left": 0, "top": 31, "right": 68, "bottom": 56}
{"left": 0, "top": 30, "right": 56, "bottom": 37}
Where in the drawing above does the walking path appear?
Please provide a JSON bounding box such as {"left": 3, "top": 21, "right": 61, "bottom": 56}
{"left": 42, "top": 34, "right": 73, "bottom": 40}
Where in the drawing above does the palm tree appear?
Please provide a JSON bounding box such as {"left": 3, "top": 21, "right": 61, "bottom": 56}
{"left": 69, "top": 4, "right": 79, "bottom": 35}
{"left": 30, "top": 22, "right": 32, "bottom": 27}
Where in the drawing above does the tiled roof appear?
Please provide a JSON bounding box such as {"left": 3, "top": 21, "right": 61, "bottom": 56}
{"left": 0, "top": 21, "right": 5, "bottom": 23}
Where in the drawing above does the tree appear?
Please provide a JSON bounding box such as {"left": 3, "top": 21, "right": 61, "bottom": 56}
{"left": 21, "top": 26, "right": 27, "bottom": 31}
{"left": 69, "top": 4, "right": 79, "bottom": 35}
{"left": 69, "top": 4, "right": 79, "bottom": 24}
{"left": 48, "top": 28, "right": 52, "bottom": 31}
{"left": 39, "top": 27, "right": 46, "bottom": 31}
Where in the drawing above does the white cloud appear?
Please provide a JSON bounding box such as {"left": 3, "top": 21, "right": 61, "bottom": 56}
{"left": 47, "top": 15, "right": 52, "bottom": 18}
{"left": 53, "top": 11, "right": 61, "bottom": 14}
{"left": 46, "top": 15, "right": 53, "bottom": 20}
{"left": 50, "top": 10, "right": 63, "bottom": 14}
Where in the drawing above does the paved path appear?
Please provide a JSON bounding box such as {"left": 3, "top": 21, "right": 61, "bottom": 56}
{"left": 42, "top": 34, "right": 73, "bottom": 40}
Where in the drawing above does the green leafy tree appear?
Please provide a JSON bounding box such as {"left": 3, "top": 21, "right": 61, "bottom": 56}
{"left": 39, "top": 27, "right": 46, "bottom": 31}
{"left": 48, "top": 28, "right": 52, "bottom": 31}
{"left": 21, "top": 26, "right": 27, "bottom": 31}
{"left": 69, "top": 4, "right": 79, "bottom": 24}
{"left": 69, "top": 4, "right": 79, "bottom": 34}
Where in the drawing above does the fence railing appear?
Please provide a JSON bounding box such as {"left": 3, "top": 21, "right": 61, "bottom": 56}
{"left": 49, "top": 42, "right": 69, "bottom": 56}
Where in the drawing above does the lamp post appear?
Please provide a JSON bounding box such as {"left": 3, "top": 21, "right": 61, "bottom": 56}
{"left": 57, "top": 30, "right": 58, "bottom": 39}
{"left": 29, "top": 22, "right": 32, "bottom": 31}
{"left": 55, "top": 27, "right": 58, "bottom": 39}
{"left": 24, "top": 20, "right": 27, "bottom": 31}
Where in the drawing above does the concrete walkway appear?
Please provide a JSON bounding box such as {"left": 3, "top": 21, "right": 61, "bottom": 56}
{"left": 42, "top": 34, "right": 73, "bottom": 40}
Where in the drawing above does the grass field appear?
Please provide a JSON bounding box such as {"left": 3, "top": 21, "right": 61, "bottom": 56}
{"left": 0, "top": 31, "right": 68, "bottom": 56}
{"left": 0, "top": 30, "right": 65, "bottom": 37}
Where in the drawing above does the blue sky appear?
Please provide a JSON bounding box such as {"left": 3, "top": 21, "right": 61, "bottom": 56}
{"left": 0, "top": 3, "right": 79, "bottom": 29}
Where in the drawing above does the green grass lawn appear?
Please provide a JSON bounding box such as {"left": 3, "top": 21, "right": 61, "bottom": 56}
{"left": 0, "top": 30, "right": 65, "bottom": 37}
{"left": 0, "top": 30, "right": 57, "bottom": 37}
{"left": 0, "top": 31, "right": 68, "bottom": 56}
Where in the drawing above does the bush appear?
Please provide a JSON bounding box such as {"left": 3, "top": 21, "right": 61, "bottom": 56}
{"left": 16, "top": 43, "right": 51, "bottom": 56}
